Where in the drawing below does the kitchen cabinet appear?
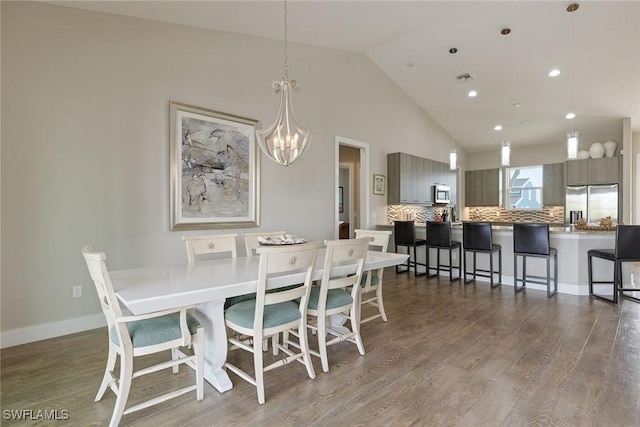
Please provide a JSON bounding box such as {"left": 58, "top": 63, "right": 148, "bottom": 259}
{"left": 387, "top": 153, "right": 457, "bottom": 206}
{"left": 565, "top": 156, "right": 620, "bottom": 185}
{"left": 542, "top": 163, "right": 565, "bottom": 206}
{"left": 465, "top": 168, "right": 501, "bottom": 206}
{"left": 387, "top": 152, "right": 432, "bottom": 204}
{"left": 590, "top": 156, "right": 620, "bottom": 184}
{"left": 565, "top": 159, "right": 591, "bottom": 185}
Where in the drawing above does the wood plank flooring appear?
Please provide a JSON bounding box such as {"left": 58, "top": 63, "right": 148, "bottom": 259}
{"left": 2, "top": 270, "right": 639, "bottom": 426}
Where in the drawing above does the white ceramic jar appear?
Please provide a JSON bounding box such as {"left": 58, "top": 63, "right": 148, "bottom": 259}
{"left": 577, "top": 150, "right": 590, "bottom": 160}
{"left": 589, "top": 142, "right": 605, "bottom": 159}
{"left": 603, "top": 140, "right": 617, "bottom": 157}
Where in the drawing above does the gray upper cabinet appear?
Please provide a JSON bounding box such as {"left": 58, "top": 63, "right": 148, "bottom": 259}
{"left": 565, "top": 156, "right": 620, "bottom": 185}
{"left": 565, "top": 159, "right": 591, "bottom": 185}
{"left": 388, "top": 152, "right": 431, "bottom": 204}
{"left": 590, "top": 156, "right": 621, "bottom": 184}
{"left": 387, "top": 152, "right": 456, "bottom": 205}
{"left": 465, "top": 168, "right": 501, "bottom": 206}
{"left": 543, "top": 163, "right": 565, "bottom": 206}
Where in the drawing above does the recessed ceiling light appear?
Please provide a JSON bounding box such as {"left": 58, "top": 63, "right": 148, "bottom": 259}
{"left": 513, "top": 103, "right": 521, "bottom": 108}
{"left": 548, "top": 69, "right": 561, "bottom": 77}
{"left": 565, "top": 112, "right": 576, "bottom": 119}
{"left": 406, "top": 62, "right": 415, "bottom": 68}
{"left": 520, "top": 120, "right": 533, "bottom": 125}
{"left": 468, "top": 90, "right": 477, "bottom": 97}
{"left": 494, "top": 125, "right": 503, "bottom": 131}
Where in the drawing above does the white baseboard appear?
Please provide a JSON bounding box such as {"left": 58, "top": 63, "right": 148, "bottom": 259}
{"left": 1, "top": 314, "right": 106, "bottom": 349}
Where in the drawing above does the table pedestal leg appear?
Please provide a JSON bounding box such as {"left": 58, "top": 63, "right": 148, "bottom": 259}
{"left": 195, "top": 300, "right": 232, "bottom": 393}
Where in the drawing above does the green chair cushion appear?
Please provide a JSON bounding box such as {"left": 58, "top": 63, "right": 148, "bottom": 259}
{"left": 307, "top": 287, "right": 353, "bottom": 310}
{"left": 223, "top": 284, "right": 302, "bottom": 309}
{"left": 224, "top": 293, "right": 256, "bottom": 309}
{"left": 225, "top": 300, "right": 301, "bottom": 329}
{"left": 111, "top": 312, "right": 200, "bottom": 348}
{"left": 360, "top": 274, "right": 380, "bottom": 288}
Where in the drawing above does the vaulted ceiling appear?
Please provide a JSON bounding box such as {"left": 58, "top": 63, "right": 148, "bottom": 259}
{"left": 48, "top": 1, "right": 640, "bottom": 153}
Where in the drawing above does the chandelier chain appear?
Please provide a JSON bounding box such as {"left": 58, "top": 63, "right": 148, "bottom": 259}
{"left": 283, "top": 0, "right": 289, "bottom": 80}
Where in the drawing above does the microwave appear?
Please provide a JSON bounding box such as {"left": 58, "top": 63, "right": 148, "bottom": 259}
{"left": 432, "top": 184, "right": 451, "bottom": 204}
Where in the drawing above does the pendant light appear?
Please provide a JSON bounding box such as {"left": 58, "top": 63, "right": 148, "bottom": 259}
{"left": 256, "top": 0, "right": 310, "bottom": 166}
{"left": 500, "top": 28, "right": 511, "bottom": 167}
{"left": 566, "top": 3, "right": 579, "bottom": 160}
{"left": 449, "top": 47, "right": 458, "bottom": 171}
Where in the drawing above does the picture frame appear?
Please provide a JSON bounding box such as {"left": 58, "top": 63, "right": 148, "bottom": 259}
{"left": 373, "top": 174, "right": 386, "bottom": 195}
{"left": 170, "top": 101, "right": 260, "bottom": 230}
{"left": 338, "top": 187, "right": 344, "bottom": 213}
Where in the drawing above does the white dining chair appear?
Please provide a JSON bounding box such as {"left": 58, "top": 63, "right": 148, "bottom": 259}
{"left": 82, "top": 246, "right": 204, "bottom": 427}
{"left": 182, "top": 233, "right": 238, "bottom": 263}
{"left": 306, "top": 238, "right": 369, "bottom": 372}
{"left": 354, "top": 229, "right": 392, "bottom": 323}
{"left": 223, "top": 242, "right": 320, "bottom": 404}
{"left": 242, "top": 230, "right": 286, "bottom": 257}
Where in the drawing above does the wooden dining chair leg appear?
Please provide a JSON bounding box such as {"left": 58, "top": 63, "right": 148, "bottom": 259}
{"left": 318, "top": 315, "right": 330, "bottom": 373}
{"left": 254, "top": 334, "right": 266, "bottom": 405}
{"left": 195, "top": 328, "right": 205, "bottom": 400}
{"left": 111, "top": 353, "right": 133, "bottom": 427}
{"left": 96, "top": 343, "right": 117, "bottom": 401}
{"left": 171, "top": 348, "right": 180, "bottom": 374}
{"left": 298, "top": 318, "right": 316, "bottom": 379}
{"left": 351, "top": 303, "right": 365, "bottom": 356}
{"left": 376, "top": 283, "right": 388, "bottom": 322}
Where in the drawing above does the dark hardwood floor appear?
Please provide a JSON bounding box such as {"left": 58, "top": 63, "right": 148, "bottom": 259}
{"left": 2, "top": 270, "right": 639, "bottom": 426}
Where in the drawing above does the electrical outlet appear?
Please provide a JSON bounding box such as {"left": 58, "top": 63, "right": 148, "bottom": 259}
{"left": 72, "top": 285, "right": 82, "bottom": 298}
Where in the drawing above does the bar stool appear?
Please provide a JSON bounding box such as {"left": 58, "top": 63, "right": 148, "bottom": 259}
{"left": 513, "top": 223, "right": 557, "bottom": 297}
{"left": 426, "top": 221, "right": 461, "bottom": 281}
{"left": 462, "top": 222, "right": 502, "bottom": 288}
{"left": 394, "top": 220, "right": 427, "bottom": 276}
{"left": 588, "top": 225, "right": 640, "bottom": 303}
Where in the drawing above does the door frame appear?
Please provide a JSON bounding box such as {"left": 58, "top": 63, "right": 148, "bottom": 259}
{"left": 339, "top": 162, "right": 355, "bottom": 235}
{"left": 335, "top": 136, "right": 370, "bottom": 238}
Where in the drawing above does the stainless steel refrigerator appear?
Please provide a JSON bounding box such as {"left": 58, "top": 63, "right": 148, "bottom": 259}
{"left": 565, "top": 184, "right": 619, "bottom": 224}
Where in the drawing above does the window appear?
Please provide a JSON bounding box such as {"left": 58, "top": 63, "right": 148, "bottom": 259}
{"left": 506, "top": 165, "right": 543, "bottom": 210}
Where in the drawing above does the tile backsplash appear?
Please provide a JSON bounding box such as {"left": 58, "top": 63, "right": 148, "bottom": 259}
{"left": 387, "top": 205, "right": 564, "bottom": 224}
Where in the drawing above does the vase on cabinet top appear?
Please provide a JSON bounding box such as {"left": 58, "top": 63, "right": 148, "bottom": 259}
{"left": 603, "top": 140, "right": 617, "bottom": 157}
{"left": 589, "top": 142, "right": 605, "bottom": 159}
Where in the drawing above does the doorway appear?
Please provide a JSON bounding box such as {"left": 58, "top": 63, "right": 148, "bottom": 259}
{"left": 335, "top": 136, "right": 370, "bottom": 239}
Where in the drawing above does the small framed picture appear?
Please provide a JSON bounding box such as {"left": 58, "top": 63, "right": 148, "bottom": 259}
{"left": 373, "top": 174, "right": 385, "bottom": 195}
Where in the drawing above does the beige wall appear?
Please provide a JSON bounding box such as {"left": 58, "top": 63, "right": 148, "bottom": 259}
{"left": 0, "top": 2, "right": 460, "bottom": 344}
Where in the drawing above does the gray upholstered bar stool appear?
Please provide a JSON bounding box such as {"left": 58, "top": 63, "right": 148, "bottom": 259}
{"left": 462, "top": 222, "right": 502, "bottom": 288}
{"left": 426, "top": 221, "right": 461, "bottom": 281}
{"left": 394, "top": 220, "right": 427, "bottom": 276}
{"left": 588, "top": 225, "right": 640, "bottom": 303}
{"left": 513, "top": 223, "right": 557, "bottom": 297}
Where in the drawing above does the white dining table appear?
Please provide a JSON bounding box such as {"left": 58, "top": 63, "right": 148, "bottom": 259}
{"left": 111, "top": 249, "right": 409, "bottom": 393}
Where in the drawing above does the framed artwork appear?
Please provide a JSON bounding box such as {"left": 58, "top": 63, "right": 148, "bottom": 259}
{"left": 338, "top": 187, "right": 344, "bottom": 213}
{"left": 170, "top": 101, "right": 260, "bottom": 230}
{"left": 373, "top": 174, "right": 386, "bottom": 195}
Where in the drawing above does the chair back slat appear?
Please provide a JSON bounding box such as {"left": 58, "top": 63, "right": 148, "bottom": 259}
{"left": 321, "top": 238, "right": 369, "bottom": 294}
{"left": 616, "top": 225, "right": 640, "bottom": 260}
{"left": 426, "top": 221, "right": 453, "bottom": 247}
{"left": 243, "top": 230, "right": 287, "bottom": 257}
{"left": 183, "top": 233, "right": 238, "bottom": 263}
{"left": 82, "top": 246, "right": 129, "bottom": 343}
{"left": 513, "top": 223, "right": 550, "bottom": 255}
{"left": 254, "top": 242, "right": 320, "bottom": 322}
{"left": 463, "top": 222, "right": 493, "bottom": 251}
{"left": 354, "top": 229, "right": 391, "bottom": 253}
{"left": 394, "top": 221, "right": 417, "bottom": 245}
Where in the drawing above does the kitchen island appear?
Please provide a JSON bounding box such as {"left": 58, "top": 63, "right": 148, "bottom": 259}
{"left": 378, "top": 223, "right": 618, "bottom": 296}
